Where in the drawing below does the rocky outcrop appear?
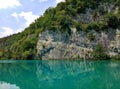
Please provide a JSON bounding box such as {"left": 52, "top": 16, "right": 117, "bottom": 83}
{"left": 36, "top": 1, "right": 120, "bottom": 60}
{"left": 37, "top": 28, "right": 120, "bottom": 60}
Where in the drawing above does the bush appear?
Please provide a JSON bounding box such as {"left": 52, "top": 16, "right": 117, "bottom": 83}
{"left": 22, "top": 49, "right": 34, "bottom": 60}
{"left": 103, "top": 14, "right": 120, "bottom": 29}
{"left": 111, "top": 54, "right": 120, "bottom": 60}
{"left": 86, "top": 22, "right": 99, "bottom": 31}
{"left": 87, "top": 32, "right": 95, "bottom": 41}
{"left": 92, "top": 44, "right": 109, "bottom": 60}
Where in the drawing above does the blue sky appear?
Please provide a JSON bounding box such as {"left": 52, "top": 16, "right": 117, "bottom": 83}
{"left": 0, "top": 0, "right": 65, "bottom": 38}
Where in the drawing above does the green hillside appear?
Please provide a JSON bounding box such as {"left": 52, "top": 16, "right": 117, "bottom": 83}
{"left": 0, "top": 0, "right": 120, "bottom": 60}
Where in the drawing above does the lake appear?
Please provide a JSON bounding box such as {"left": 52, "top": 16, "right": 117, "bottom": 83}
{"left": 0, "top": 60, "right": 120, "bottom": 89}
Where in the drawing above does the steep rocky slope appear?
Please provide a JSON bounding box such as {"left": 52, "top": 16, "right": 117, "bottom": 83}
{"left": 36, "top": 0, "right": 120, "bottom": 60}
{"left": 37, "top": 28, "right": 120, "bottom": 59}
{"left": 0, "top": 0, "right": 120, "bottom": 60}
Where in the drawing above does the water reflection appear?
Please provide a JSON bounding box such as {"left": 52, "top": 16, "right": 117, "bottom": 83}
{"left": 36, "top": 60, "right": 94, "bottom": 81}
{"left": 0, "top": 60, "right": 120, "bottom": 89}
{"left": 0, "top": 61, "right": 38, "bottom": 89}
{"left": 0, "top": 81, "right": 20, "bottom": 89}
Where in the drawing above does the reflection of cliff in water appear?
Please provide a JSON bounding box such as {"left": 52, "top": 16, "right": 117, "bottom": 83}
{"left": 0, "top": 60, "right": 120, "bottom": 89}
{"left": 0, "top": 61, "right": 38, "bottom": 89}
{"left": 36, "top": 60, "right": 94, "bottom": 81}
{"left": 36, "top": 60, "right": 95, "bottom": 89}
{"left": 0, "top": 60, "right": 94, "bottom": 89}
{"left": 35, "top": 60, "right": 120, "bottom": 89}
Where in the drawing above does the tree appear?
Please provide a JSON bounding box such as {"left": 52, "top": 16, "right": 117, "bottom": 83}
{"left": 103, "top": 14, "right": 120, "bottom": 29}
{"left": 92, "top": 44, "right": 109, "bottom": 60}
{"left": 22, "top": 49, "right": 34, "bottom": 60}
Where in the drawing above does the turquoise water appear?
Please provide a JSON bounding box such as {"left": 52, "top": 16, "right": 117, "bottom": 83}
{"left": 0, "top": 60, "right": 120, "bottom": 89}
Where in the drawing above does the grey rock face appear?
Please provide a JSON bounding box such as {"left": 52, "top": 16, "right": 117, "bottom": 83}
{"left": 37, "top": 28, "right": 120, "bottom": 60}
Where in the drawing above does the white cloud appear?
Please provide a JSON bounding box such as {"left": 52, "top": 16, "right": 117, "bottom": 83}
{"left": 39, "top": 0, "right": 48, "bottom": 3}
{"left": 0, "top": 27, "right": 23, "bottom": 38}
{"left": 11, "top": 11, "right": 39, "bottom": 27}
{"left": 9, "top": 11, "right": 39, "bottom": 38}
{"left": 11, "top": 12, "right": 18, "bottom": 19}
{"left": 19, "top": 11, "right": 39, "bottom": 26}
{"left": 1, "top": 27, "right": 14, "bottom": 37}
{"left": 11, "top": 12, "right": 19, "bottom": 22}
{"left": 16, "top": 28, "right": 24, "bottom": 33}
{"left": 0, "top": 0, "right": 21, "bottom": 9}
{"left": 30, "top": 0, "right": 48, "bottom": 3}
{"left": 56, "top": 0, "right": 65, "bottom": 4}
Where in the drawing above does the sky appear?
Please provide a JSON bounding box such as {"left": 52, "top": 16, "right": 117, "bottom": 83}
{"left": 0, "top": 0, "right": 65, "bottom": 38}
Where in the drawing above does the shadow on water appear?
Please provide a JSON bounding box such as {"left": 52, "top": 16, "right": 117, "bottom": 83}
{"left": 0, "top": 60, "right": 120, "bottom": 89}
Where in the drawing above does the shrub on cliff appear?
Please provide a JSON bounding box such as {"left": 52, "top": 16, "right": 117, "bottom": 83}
{"left": 111, "top": 54, "right": 120, "bottom": 60}
{"left": 87, "top": 32, "right": 96, "bottom": 41}
{"left": 92, "top": 44, "right": 109, "bottom": 60}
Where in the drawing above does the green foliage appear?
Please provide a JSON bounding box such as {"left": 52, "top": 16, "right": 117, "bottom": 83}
{"left": 87, "top": 32, "right": 95, "bottom": 41}
{"left": 111, "top": 54, "right": 120, "bottom": 60}
{"left": 92, "top": 44, "right": 109, "bottom": 60}
{"left": 0, "top": 26, "right": 41, "bottom": 60}
{"left": 22, "top": 49, "right": 35, "bottom": 60}
{"left": 103, "top": 14, "right": 120, "bottom": 29}
{"left": 0, "top": 0, "right": 120, "bottom": 60}
{"left": 75, "top": 22, "right": 82, "bottom": 31}
{"left": 86, "top": 22, "right": 99, "bottom": 31}
{"left": 21, "top": 38, "right": 36, "bottom": 51}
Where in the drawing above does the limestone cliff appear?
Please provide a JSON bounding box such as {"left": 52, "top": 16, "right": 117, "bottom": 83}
{"left": 36, "top": 1, "right": 120, "bottom": 60}
{"left": 37, "top": 29, "right": 120, "bottom": 60}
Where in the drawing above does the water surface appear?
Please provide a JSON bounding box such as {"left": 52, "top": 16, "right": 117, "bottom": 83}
{"left": 0, "top": 60, "right": 120, "bottom": 89}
